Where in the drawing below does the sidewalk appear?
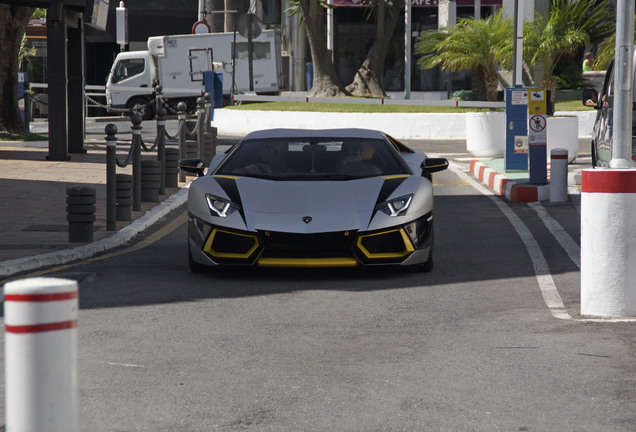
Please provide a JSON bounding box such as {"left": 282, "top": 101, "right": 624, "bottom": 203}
{"left": 0, "top": 139, "right": 190, "bottom": 280}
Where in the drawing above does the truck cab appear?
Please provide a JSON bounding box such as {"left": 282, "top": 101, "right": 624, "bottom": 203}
{"left": 582, "top": 49, "right": 636, "bottom": 167}
{"left": 106, "top": 51, "right": 157, "bottom": 120}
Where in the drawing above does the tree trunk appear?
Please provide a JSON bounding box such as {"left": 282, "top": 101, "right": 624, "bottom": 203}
{"left": 0, "top": 5, "right": 34, "bottom": 135}
{"left": 298, "top": 0, "right": 348, "bottom": 97}
{"left": 346, "top": 1, "right": 401, "bottom": 98}
{"left": 484, "top": 72, "right": 500, "bottom": 102}
{"left": 541, "top": 74, "right": 558, "bottom": 113}
{"left": 470, "top": 69, "right": 487, "bottom": 101}
{"left": 470, "top": 69, "right": 499, "bottom": 101}
{"left": 205, "top": 0, "right": 225, "bottom": 32}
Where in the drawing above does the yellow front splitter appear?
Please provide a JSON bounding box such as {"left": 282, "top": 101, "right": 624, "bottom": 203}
{"left": 257, "top": 257, "right": 359, "bottom": 268}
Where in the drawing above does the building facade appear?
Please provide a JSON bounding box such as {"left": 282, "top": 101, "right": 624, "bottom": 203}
{"left": 24, "top": 0, "right": 504, "bottom": 99}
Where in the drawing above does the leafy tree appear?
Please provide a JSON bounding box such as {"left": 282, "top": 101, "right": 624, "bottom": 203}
{"left": 346, "top": 0, "right": 403, "bottom": 98}
{"left": 523, "top": 0, "right": 614, "bottom": 100}
{"left": 0, "top": 5, "right": 35, "bottom": 135}
{"left": 415, "top": 12, "right": 513, "bottom": 101}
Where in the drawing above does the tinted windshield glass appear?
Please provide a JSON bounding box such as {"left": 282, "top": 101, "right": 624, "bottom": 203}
{"left": 216, "top": 137, "right": 411, "bottom": 179}
{"left": 111, "top": 58, "right": 145, "bottom": 84}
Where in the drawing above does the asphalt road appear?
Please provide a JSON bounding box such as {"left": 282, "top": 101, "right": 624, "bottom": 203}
{"left": 3, "top": 144, "right": 634, "bottom": 431}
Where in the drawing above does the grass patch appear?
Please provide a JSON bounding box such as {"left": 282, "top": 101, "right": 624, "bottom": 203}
{"left": 553, "top": 100, "right": 592, "bottom": 111}
{"left": 0, "top": 132, "right": 48, "bottom": 142}
{"left": 226, "top": 100, "right": 593, "bottom": 113}
{"left": 228, "top": 102, "right": 497, "bottom": 113}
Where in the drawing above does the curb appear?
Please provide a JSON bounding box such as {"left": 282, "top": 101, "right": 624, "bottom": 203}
{"left": 0, "top": 188, "right": 189, "bottom": 279}
{"left": 469, "top": 160, "right": 550, "bottom": 202}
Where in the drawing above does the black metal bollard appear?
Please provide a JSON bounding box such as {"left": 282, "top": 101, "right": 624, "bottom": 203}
{"left": 66, "top": 187, "right": 96, "bottom": 242}
{"left": 131, "top": 114, "right": 142, "bottom": 211}
{"left": 156, "top": 105, "right": 167, "bottom": 195}
{"left": 105, "top": 124, "right": 117, "bottom": 231}
{"left": 196, "top": 96, "right": 206, "bottom": 161}
{"left": 141, "top": 159, "right": 161, "bottom": 202}
{"left": 164, "top": 147, "right": 180, "bottom": 188}
{"left": 116, "top": 174, "right": 133, "bottom": 221}
{"left": 177, "top": 102, "right": 188, "bottom": 182}
{"left": 206, "top": 126, "right": 218, "bottom": 165}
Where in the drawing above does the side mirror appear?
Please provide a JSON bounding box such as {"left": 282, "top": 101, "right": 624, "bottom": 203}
{"left": 421, "top": 157, "right": 449, "bottom": 177}
{"left": 582, "top": 88, "right": 599, "bottom": 108}
{"left": 179, "top": 158, "right": 207, "bottom": 177}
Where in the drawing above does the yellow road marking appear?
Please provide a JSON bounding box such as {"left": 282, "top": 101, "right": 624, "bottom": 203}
{"left": 1, "top": 211, "right": 188, "bottom": 283}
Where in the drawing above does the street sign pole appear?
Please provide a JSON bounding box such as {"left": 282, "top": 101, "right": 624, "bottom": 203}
{"left": 512, "top": 0, "right": 524, "bottom": 87}
{"left": 528, "top": 88, "right": 548, "bottom": 184}
{"left": 610, "top": 0, "right": 635, "bottom": 168}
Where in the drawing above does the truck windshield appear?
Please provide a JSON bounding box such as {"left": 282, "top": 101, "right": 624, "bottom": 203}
{"left": 111, "top": 58, "right": 145, "bottom": 84}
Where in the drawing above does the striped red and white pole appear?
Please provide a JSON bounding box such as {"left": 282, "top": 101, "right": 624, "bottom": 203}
{"left": 549, "top": 148, "right": 568, "bottom": 202}
{"left": 4, "top": 277, "right": 79, "bottom": 432}
{"left": 581, "top": 169, "right": 636, "bottom": 317}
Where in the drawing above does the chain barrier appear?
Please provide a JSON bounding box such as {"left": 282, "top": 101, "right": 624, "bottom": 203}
{"left": 114, "top": 141, "right": 137, "bottom": 168}
{"left": 185, "top": 115, "right": 201, "bottom": 138}
{"left": 103, "top": 94, "right": 215, "bottom": 231}
{"left": 163, "top": 120, "right": 184, "bottom": 140}
{"left": 138, "top": 132, "right": 160, "bottom": 152}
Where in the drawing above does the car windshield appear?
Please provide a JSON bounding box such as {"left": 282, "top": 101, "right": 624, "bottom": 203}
{"left": 215, "top": 137, "right": 411, "bottom": 179}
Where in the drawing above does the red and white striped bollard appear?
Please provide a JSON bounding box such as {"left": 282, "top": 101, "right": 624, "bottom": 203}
{"left": 581, "top": 170, "right": 636, "bottom": 317}
{"left": 4, "top": 277, "right": 79, "bottom": 432}
{"left": 549, "top": 148, "right": 568, "bottom": 202}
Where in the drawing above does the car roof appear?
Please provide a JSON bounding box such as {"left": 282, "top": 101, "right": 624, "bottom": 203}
{"left": 243, "top": 128, "right": 388, "bottom": 140}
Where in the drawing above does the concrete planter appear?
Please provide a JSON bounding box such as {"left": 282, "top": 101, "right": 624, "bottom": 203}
{"left": 465, "top": 112, "right": 505, "bottom": 157}
{"left": 547, "top": 116, "right": 578, "bottom": 162}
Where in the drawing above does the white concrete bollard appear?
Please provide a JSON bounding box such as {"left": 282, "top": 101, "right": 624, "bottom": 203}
{"left": 549, "top": 148, "right": 568, "bottom": 202}
{"left": 581, "top": 170, "right": 636, "bottom": 317}
{"left": 4, "top": 277, "right": 79, "bottom": 432}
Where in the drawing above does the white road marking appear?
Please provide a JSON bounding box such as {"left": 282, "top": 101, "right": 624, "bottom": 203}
{"left": 447, "top": 162, "right": 572, "bottom": 320}
{"left": 527, "top": 202, "right": 581, "bottom": 268}
{"left": 104, "top": 361, "right": 147, "bottom": 368}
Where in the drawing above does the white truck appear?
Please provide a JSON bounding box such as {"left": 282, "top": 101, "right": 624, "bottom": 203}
{"left": 105, "top": 30, "right": 283, "bottom": 119}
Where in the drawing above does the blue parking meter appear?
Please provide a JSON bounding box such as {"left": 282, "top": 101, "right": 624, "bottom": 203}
{"left": 505, "top": 87, "right": 529, "bottom": 171}
{"left": 17, "top": 72, "right": 28, "bottom": 123}
{"left": 204, "top": 71, "right": 223, "bottom": 120}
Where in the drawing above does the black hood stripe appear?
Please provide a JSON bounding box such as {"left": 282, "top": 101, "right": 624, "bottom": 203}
{"left": 370, "top": 176, "right": 409, "bottom": 221}
{"left": 214, "top": 176, "right": 246, "bottom": 223}
{"left": 376, "top": 176, "right": 408, "bottom": 206}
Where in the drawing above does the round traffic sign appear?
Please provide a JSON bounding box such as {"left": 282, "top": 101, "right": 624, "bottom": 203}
{"left": 529, "top": 115, "right": 546, "bottom": 132}
{"left": 192, "top": 20, "right": 210, "bottom": 34}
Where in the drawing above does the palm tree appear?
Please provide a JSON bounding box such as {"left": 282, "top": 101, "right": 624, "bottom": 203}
{"left": 415, "top": 12, "right": 513, "bottom": 101}
{"left": 595, "top": 15, "right": 633, "bottom": 71}
{"left": 524, "top": 0, "right": 614, "bottom": 101}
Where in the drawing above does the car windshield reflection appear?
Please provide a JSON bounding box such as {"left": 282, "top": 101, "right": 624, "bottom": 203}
{"left": 215, "top": 137, "right": 411, "bottom": 179}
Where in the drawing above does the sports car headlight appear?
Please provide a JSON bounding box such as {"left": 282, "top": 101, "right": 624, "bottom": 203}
{"left": 206, "top": 194, "right": 239, "bottom": 217}
{"left": 377, "top": 194, "right": 413, "bottom": 217}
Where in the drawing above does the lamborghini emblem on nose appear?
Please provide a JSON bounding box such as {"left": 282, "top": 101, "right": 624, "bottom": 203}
{"left": 302, "top": 216, "right": 312, "bottom": 224}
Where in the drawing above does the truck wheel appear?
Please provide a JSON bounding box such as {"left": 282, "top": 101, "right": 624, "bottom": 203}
{"left": 128, "top": 98, "right": 155, "bottom": 121}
